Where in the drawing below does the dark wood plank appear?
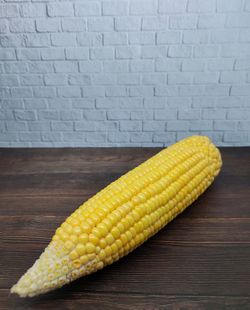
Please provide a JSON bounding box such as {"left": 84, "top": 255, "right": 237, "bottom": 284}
{"left": 2, "top": 290, "right": 250, "bottom": 310}
{"left": 0, "top": 147, "right": 250, "bottom": 309}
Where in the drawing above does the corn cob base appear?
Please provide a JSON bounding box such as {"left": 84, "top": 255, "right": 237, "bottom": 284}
{"left": 11, "top": 136, "right": 222, "bottom": 297}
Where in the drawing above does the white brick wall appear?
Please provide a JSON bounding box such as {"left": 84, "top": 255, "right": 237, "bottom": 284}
{"left": 0, "top": 0, "right": 250, "bottom": 147}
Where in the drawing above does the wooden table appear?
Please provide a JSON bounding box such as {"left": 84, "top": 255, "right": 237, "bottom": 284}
{"left": 0, "top": 148, "right": 249, "bottom": 309}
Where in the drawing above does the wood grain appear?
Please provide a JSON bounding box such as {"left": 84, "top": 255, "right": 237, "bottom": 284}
{"left": 0, "top": 147, "right": 250, "bottom": 309}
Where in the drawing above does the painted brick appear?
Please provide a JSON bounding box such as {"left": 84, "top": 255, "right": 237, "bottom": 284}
{"left": 128, "top": 32, "right": 155, "bottom": 45}
{"left": 208, "top": 59, "right": 234, "bottom": 71}
{"left": 77, "top": 33, "right": 102, "bottom": 46}
{"left": 15, "top": 110, "right": 36, "bottom": 121}
{"left": 188, "top": 0, "right": 215, "bottom": 12}
{"left": 25, "top": 99, "right": 47, "bottom": 110}
{"left": 155, "top": 109, "right": 177, "bottom": 120}
{"left": 79, "top": 61, "right": 102, "bottom": 73}
{"left": 130, "top": 132, "right": 153, "bottom": 143}
{"left": 190, "top": 120, "right": 213, "bottom": 131}
{"left": 54, "top": 61, "right": 78, "bottom": 73}
{"left": 0, "top": 20, "right": 8, "bottom": 33}
{"left": 198, "top": 15, "right": 225, "bottom": 28}
{"left": 16, "top": 48, "right": 40, "bottom": 60}
{"left": 231, "top": 85, "right": 250, "bottom": 96}
{"left": 182, "top": 59, "right": 205, "bottom": 71}
{"left": 21, "top": 4, "right": 46, "bottom": 17}
{"left": 38, "top": 110, "right": 59, "bottom": 120}
{"left": 0, "top": 4, "right": 19, "bottom": 18}
{"left": 153, "top": 132, "right": 176, "bottom": 143}
{"left": 75, "top": 121, "right": 95, "bottom": 131}
{"left": 142, "top": 16, "right": 168, "bottom": 30}
{"left": 214, "top": 120, "right": 236, "bottom": 130}
{"left": 11, "top": 87, "right": 33, "bottom": 98}
{"left": 169, "top": 15, "right": 197, "bottom": 29}
{"left": 68, "top": 74, "right": 91, "bottom": 85}
{"left": 169, "top": 45, "right": 192, "bottom": 58}
{"left": 178, "top": 109, "right": 200, "bottom": 120}
{"left": 83, "top": 110, "right": 106, "bottom": 121}
{"left": 224, "top": 131, "right": 248, "bottom": 143}
{"left": 239, "top": 29, "right": 250, "bottom": 42}
{"left": 57, "top": 86, "right": 81, "bottom": 98}
{"left": 41, "top": 48, "right": 65, "bottom": 60}
{"left": 194, "top": 45, "right": 219, "bottom": 58}
{"left": 226, "top": 14, "right": 250, "bottom": 28}
{"left": 52, "top": 121, "right": 73, "bottom": 131}
{"left": 88, "top": 17, "right": 114, "bottom": 32}
{"left": 192, "top": 97, "right": 215, "bottom": 108}
{"left": 130, "top": 0, "right": 157, "bottom": 15}
{"left": 4, "top": 61, "right": 28, "bottom": 73}
{"left": 0, "top": 49, "right": 16, "bottom": 60}
{"left": 33, "top": 87, "right": 56, "bottom": 98}
{"left": 183, "top": 30, "right": 209, "bottom": 43}
{"left": 115, "top": 17, "right": 141, "bottom": 31}
{"left": 103, "top": 1, "right": 128, "bottom": 16}
{"left": 202, "top": 109, "right": 226, "bottom": 119}
{"left": 103, "top": 60, "right": 129, "bottom": 73}
{"left": 20, "top": 75, "right": 43, "bottom": 86}
{"left": 120, "top": 120, "right": 142, "bottom": 131}
{"left": 60, "top": 110, "right": 82, "bottom": 120}
{"left": 116, "top": 46, "right": 140, "bottom": 59}
{"left": 36, "top": 19, "right": 60, "bottom": 32}
{"left": 235, "top": 58, "right": 250, "bottom": 70}
{"left": 211, "top": 30, "right": 239, "bottom": 43}
{"left": 217, "top": 0, "right": 243, "bottom": 12}
{"left": 51, "top": 34, "right": 76, "bottom": 47}
{"left": 238, "top": 121, "right": 250, "bottom": 130}
{"left": 47, "top": 3, "right": 74, "bottom": 17}
{"left": 104, "top": 33, "right": 128, "bottom": 45}
{"left": 28, "top": 121, "right": 50, "bottom": 131}
{"left": 216, "top": 97, "right": 245, "bottom": 108}
{"left": 107, "top": 110, "right": 130, "bottom": 120}
{"left": 105, "top": 86, "right": 129, "bottom": 97}
{"left": 0, "top": 75, "right": 19, "bottom": 86}
{"left": 159, "top": 0, "right": 187, "bottom": 13}
{"left": 6, "top": 121, "right": 27, "bottom": 131}
{"left": 168, "top": 72, "right": 192, "bottom": 84}
{"left": 130, "top": 86, "right": 154, "bottom": 97}
{"left": 193, "top": 72, "right": 219, "bottom": 84}
{"left": 220, "top": 71, "right": 246, "bottom": 83}
{"left": 117, "top": 74, "right": 140, "bottom": 85}
{"left": 19, "top": 132, "right": 41, "bottom": 142}
{"left": 143, "top": 120, "right": 165, "bottom": 131}
{"left": 44, "top": 74, "right": 67, "bottom": 86}
{"left": 62, "top": 19, "right": 86, "bottom": 32}
{"left": 24, "top": 34, "right": 50, "bottom": 47}
{"left": 131, "top": 110, "right": 154, "bottom": 119}
{"left": 131, "top": 60, "right": 154, "bottom": 72}
{"left": 75, "top": 2, "right": 101, "bottom": 16}
{"left": 144, "top": 98, "right": 167, "bottom": 109}
{"left": 93, "top": 74, "right": 117, "bottom": 85}
{"left": 167, "top": 120, "right": 189, "bottom": 131}
{"left": 142, "top": 46, "right": 168, "bottom": 58}
{"left": 157, "top": 31, "right": 181, "bottom": 44}
{"left": 155, "top": 86, "right": 179, "bottom": 97}
{"left": 10, "top": 19, "right": 35, "bottom": 33}
{"left": 142, "top": 73, "right": 166, "bottom": 85}
{"left": 42, "top": 132, "right": 62, "bottom": 142}
{"left": 108, "top": 132, "right": 130, "bottom": 143}
{"left": 227, "top": 109, "right": 250, "bottom": 119}
{"left": 90, "top": 47, "right": 114, "bottom": 60}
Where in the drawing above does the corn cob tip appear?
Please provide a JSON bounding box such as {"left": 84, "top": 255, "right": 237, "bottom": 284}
{"left": 11, "top": 135, "right": 222, "bottom": 298}
{"left": 11, "top": 240, "right": 95, "bottom": 297}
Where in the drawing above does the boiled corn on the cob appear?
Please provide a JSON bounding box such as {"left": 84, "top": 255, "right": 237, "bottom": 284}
{"left": 11, "top": 135, "right": 222, "bottom": 297}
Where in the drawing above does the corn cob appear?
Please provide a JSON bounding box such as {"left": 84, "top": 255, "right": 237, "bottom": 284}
{"left": 11, "top": 135, "right": 222, "bottom": 297}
